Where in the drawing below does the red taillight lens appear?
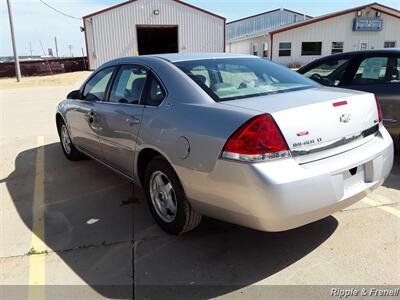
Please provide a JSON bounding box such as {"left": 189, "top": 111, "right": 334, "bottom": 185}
{"left": 222, "top": 114, "right": 290, "bottom": 162}
{"left": 375, "top": 95, "right": 382, "bottom": 123}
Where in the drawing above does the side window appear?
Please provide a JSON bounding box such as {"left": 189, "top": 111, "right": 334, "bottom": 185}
{"left": 144, "top": 74, "right": 166, "bottom": 106}
{"left": 109, "top": 65, "right": 148, "bottom": 104}
{"left": 83, "top": 67, "right": 115, "bottom": 101}
{"left": 303, "top": 58, "right": 350, "bottom": 86}
{"left": 391, "top": 57, "right": 400, "bottom": 83}
{"left": 351, "top": 57, "right": 388, "bottom": 84}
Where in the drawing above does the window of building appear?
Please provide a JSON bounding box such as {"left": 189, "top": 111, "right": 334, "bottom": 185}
{"left": 278, "top": 42, "right": 291, "bottom": 57}
{"left": 263, "top": 43, "right": 268, "bottom": 57}
{"left": 384, "top": 41, "right": 396, "bottom": 48}
{"left": 331, "top": 42, "right": 344, "bottom": 54}
{"left": 301, "top": 42, "right": 322, "bottom": 56}
{"left": 252, "top": 44, "right": 258, "bottom": 56}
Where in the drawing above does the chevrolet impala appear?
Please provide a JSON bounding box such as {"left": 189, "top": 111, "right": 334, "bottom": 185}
{"left": 56, "top": 53, "right": 394, "bottom": 235}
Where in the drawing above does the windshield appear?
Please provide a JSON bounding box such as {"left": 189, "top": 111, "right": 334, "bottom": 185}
{"left": 175, "top": 57, "right": 318, "bottom": 102}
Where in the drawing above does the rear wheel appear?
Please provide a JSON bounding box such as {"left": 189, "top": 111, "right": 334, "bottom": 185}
{"left": 58, "top": 120, "right": 86, "bottom": 161}
{"left": 144, "top": 156, "right": 202, "bottom": 235}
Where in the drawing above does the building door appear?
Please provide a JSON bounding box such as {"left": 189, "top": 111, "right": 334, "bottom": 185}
{"left": 359, "top": 41, "right": 369, "bottom": 51}
{"left": 137, "top": 26, "right": 178, "bottom": 55}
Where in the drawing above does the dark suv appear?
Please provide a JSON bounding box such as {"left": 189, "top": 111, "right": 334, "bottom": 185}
{"left": 298, "top": 49, "right": 400, "bottom": 149}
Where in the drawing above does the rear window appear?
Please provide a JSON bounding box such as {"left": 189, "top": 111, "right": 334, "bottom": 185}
{"left": 174, "top": 58, "right": 317, "bottom": 102}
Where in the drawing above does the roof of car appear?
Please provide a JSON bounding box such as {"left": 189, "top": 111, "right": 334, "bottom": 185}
{"left": 330, "top": 48, "right": 400, "bottom": 56}
{"left": 314, "top": 48, "right": 400, "bottom": 60}
{"left": 298, "top": 48, "right": 400, "bottom": 72}
{"left": 148, "top": 52, "right": 255, "bottom": 62}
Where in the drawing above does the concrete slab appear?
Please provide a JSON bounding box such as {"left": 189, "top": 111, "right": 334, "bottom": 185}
{"left": 1, "top": 81, "right": 399, "bottom": 300}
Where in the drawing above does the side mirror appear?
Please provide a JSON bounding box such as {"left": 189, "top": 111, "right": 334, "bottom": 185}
{"left": 67, "top": 90, "right": 82, "bottom": 100}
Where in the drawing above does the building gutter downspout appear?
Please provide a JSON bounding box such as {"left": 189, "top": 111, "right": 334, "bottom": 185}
{"left": 269, "top": 32, "right": 273, "bottom": 60}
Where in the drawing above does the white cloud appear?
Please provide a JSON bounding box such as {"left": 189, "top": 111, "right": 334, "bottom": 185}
{"left": 1, "top": 0, "right": 112, "bottom": 57}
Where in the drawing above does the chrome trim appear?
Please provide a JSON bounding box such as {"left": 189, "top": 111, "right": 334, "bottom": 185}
{"left": 221, "top": 150, "right": 291, "bottom": 162}
{"left": 76, "top": 146, "right": 136, "bottom": 183}
{"left": 292, "top": 124, "right": 379, "bottom": 157}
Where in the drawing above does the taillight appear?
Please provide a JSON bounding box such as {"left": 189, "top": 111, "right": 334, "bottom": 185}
{"left": 221, "top": 114, "right": 291, "bottom": 162}
{"left": 374, "top": 95, "right": 382, "bottom": 123}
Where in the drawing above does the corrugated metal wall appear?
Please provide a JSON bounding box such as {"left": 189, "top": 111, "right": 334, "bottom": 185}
{"left": 227, "top": 9, "right": 310, "bottom": 42}
{"left": 85, "top": 0, "right": 225, "bottom": 69}
{"left": 272, "top": 8, "right": 400, "bottom": 66}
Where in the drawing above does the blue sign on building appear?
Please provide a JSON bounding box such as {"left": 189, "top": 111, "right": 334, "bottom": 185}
{"left": 353, "top": 18, "right": 383, "bottom": 31}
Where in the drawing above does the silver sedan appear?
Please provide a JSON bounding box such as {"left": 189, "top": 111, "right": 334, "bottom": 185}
{"left": 56, "top": 53, "right": 394, "bottom": 235}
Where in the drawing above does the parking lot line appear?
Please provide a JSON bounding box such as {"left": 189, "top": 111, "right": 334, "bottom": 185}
{"left": 28, "top": 136, "right": 46, "bottom": 299}
{"left": 362, "top": 197, "right": 400, "bottom": 218}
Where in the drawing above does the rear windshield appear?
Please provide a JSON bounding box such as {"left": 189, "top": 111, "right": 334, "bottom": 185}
{"left": 174, "top": 58, "right": 317, "bottom": 102}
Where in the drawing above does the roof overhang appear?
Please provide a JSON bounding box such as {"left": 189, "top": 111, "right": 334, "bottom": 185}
{"left": 82, "top": 0, "right": 226, "bottom": 21}
{"left": 269, "top": 2, "right": 400, "bottom": 35}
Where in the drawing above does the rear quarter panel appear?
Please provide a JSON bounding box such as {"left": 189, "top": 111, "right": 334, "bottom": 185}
{"left": 136, "top": 101, "right": 256, "bottom": 174}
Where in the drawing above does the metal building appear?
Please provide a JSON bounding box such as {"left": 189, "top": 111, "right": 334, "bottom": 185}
{"left": 226, "top": 9, "right": 312, "bottom": 58}
{"left": 83, "top": 0, "right": 226, "bottom": 70}
{"left": 226, "top": 3, "right": 400, "bottom": 67}
{"left": 269, "top": 3, "right": 400, "bottom": 66}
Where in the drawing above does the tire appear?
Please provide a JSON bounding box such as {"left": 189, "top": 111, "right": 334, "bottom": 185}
{"left": 144, "top": 156, "right": 202, "bottom": 235}
{"left": 57, "top": 119, "right": 86, "bottom": 161}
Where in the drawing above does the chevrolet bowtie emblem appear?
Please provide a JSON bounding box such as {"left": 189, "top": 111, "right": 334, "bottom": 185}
{"left": 340, "top": 114, "right": 351, "bottom": 123}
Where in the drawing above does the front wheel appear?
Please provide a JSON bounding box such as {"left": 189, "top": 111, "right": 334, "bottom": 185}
{"left": 58, "top": 120, "right": 86, "bottom": 161}
{"left": 144, "top": 156, "right": 202, "bottom": 235}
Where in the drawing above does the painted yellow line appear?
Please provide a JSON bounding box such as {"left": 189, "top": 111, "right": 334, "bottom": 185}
{"left": 362, "top": 197, "right": 400, "bottom": 218}
{"left": 28, "top": 136, "right": 46, "bottom": 299}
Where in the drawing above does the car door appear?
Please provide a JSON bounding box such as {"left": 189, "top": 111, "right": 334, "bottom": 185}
{"left": 343, "top": 55, "right": 400, "bottom": 143}
{"left": 66, "top": 66, "right": 116, "bottom": 158}
{"left": 94, "top": 64, "right": 148, "bottom": 177}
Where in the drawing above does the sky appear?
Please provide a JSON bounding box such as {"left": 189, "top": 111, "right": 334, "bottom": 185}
{"left": 1, "top": 0, "right": 399, "bottom": 57}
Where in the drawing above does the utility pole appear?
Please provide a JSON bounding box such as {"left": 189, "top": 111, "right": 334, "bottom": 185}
{"left": 6, "top": 0, "right": 21, "bottom": 82}
{"left": 29, "top": 41, "right": 33, "bottom": 57}
{"left": 68, "top": 44, "right": 73, "bottom": 57}
{"left": 54, "top": 37, "right": 59, "bottom": 57}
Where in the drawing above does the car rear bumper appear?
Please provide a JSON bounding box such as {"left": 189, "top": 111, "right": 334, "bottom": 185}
{"left": 175, "top": 126, "right": 394, "bottom": 232}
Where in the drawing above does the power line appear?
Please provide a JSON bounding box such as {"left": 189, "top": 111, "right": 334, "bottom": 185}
{"left": 38, "top": 0, "right": 81, "bottom": 21}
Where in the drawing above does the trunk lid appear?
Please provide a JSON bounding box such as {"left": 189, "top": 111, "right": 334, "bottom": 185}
{"left": 221, "top": 87, "right": 380, "bottom": 163}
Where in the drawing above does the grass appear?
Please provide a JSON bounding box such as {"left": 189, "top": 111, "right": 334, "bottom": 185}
{"left": 0, "top": 71, "right": 91, "bottom": 90}
{"left": 26, "top": 247, "right": 49, "bottom": 256}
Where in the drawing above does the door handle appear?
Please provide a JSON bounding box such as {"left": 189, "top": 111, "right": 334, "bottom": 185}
{"left": 87, "top": 110, "right": 96, "bottom": 123}
{"left": 132, "top": 119, "right": 140, "bottom": 125}
{"left": 126, "top": 116, "right": 140, "bottom": 125}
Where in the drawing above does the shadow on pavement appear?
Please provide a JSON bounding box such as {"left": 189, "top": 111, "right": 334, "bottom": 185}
{"left": 134, "top": 214, "right": 338, "bottom": 299}
{"left": 5, "top": 142, "right": 377, "bottom": 299}
{"left": 2, "top": 143, "right": 133, "bottom": 299}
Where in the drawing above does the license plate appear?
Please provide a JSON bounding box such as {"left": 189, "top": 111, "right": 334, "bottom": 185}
{"left": 343, "top": 164, "right": 365, "bottom": 191}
